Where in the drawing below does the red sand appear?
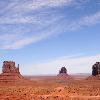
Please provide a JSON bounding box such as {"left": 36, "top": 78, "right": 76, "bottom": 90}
{"left": 0, "top": 75, "right": 100, "bottom": 100}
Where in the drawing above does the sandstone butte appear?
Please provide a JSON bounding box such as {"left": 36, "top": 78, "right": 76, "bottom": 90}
{"left": 0, "top": 61, "right": 33, "bottom": 85}
{"left": 0, "top": 61, "right": 100, "bottom": 100}
{"left": 87, "top": 62, "right": 100, "bottom": 80}
{"left": 57, "top": 67, "right": 73, "bottom": 80}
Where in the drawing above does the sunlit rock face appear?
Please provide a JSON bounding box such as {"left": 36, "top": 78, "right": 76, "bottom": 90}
{"left": 0, "top": 61, "right": 24, "bottom": 84}
{"left": 2, "top": 61, "right": 20, "bottom": 73}
{"left": 92, "top": 62, "right": 100, "bottom": 76}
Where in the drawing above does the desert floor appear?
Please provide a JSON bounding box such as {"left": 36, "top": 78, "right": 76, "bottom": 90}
{"left": 0, "top": 75, "right": 100, "bottom": 100}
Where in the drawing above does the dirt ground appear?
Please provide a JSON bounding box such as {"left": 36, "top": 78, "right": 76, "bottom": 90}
{"left": 0, "top": 75, "right": 100, "bottom": 100}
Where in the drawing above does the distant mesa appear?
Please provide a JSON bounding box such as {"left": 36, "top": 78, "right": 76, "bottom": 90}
{"left": 2, "top": 61, "right": 20, "bottom": 74}
{"left": 87, "top": 62, "right": 100, "bottom": 80}
{"left": 57, "top": 67, "right": 72, "bottom": 79}
{"left": 58, "top": 67, "right": 68, "bottom": 76}
{"left": 92, "top": 62, "right": 100, "bottom": 76}
{"left": 0, "top": 61, "right": 31, "bottom": 85}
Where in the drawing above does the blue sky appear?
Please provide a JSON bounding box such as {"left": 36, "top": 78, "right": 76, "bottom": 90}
{"left": 0, "top": 0, "right": 100, "bottom": 75}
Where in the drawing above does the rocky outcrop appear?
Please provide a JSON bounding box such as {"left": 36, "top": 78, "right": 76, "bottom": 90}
{"left": 92, "top": 62, "right": 100, "bottom": 76}
{"left": 87, "top": 62, "right": 100, "bottom": 80}
{"left": 57, "top": 67, "right": 72, "bottom": 79}
{"left": 0, "top": 61, "right": 31, "bottom": 85}
{"left": 2, "top": 61, "right": 20, "bottom": 73}
{"left": 59, "top": 67, "right": 67, "bottom": 74}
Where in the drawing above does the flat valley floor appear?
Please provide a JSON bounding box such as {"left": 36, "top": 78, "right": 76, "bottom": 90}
{"left": 0, "top": 75, "right": 100, "bottom": 100}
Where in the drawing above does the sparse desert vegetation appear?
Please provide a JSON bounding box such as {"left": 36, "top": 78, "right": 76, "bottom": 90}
{"left": 0, "top": 76, "right": 100, "bottom": 100}
{"left": 0, "top": 61, "right": 100, "bottom": 100}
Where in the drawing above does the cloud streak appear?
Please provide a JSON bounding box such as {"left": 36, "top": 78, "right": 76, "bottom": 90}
{"left": 67, "top": 11, "right": 100, "bottom": 31}
{"left": 21, "top": 54, "right": 100, "bottom": 75}
{"left": 0, "top": 0, "right": 100, "bottom": 49}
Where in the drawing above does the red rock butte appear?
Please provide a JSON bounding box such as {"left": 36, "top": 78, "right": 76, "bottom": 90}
{"left": 87, "top": 62, "right": 100, "bottom": 80}
{"left": 57, "top": 67, "right": 72, "bottom": 79}
{"left": 0, "top": 61, "right": 31, "bottom": 85}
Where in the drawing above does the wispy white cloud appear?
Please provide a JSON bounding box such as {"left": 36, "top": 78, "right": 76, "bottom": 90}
{"left": 1, "top": 33, "right": 54, "bottom": 49}
{"left": 0, "top": 0, "right": 90, "bottom": 25}
{"left": 0, "top": 0, "right": 100, "bottom": 49}
{"left": 21, "top": 54, "right": 100, "bottom": 75}
{"left": 0, "top": 14, "right": 64, "bottom": 49}
{"left": 0, "top": 0, "right": 73, "bottom": 24}
{"left": 67, "top": 11, "right": 100, "bottom": 31}
{"left": 10, "top": 0, "right": 73, "bottom": 12}
{"left": 1, "top": 10, "right": 100, "bottom": 49}
{"left": 0, "top": 0, "right": 74, "bottom": 17}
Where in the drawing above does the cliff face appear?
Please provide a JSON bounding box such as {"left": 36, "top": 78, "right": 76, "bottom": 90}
{"left": 92, "top": 62, "right": 100, "bottom": 76}
{"left": 57, "top": 67, "right": 73, "bottom": 80}
{"left": 0, "top": 61, "right": 25, "bottom": 85}
{"left": 2, "top": 61, "right": 20, "bottom": 73}
{"left": 59, "top": 67, "right": 67, "bottom": 74}
{"left": 87, "top": 62, "right": 100, "bottom": 80}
